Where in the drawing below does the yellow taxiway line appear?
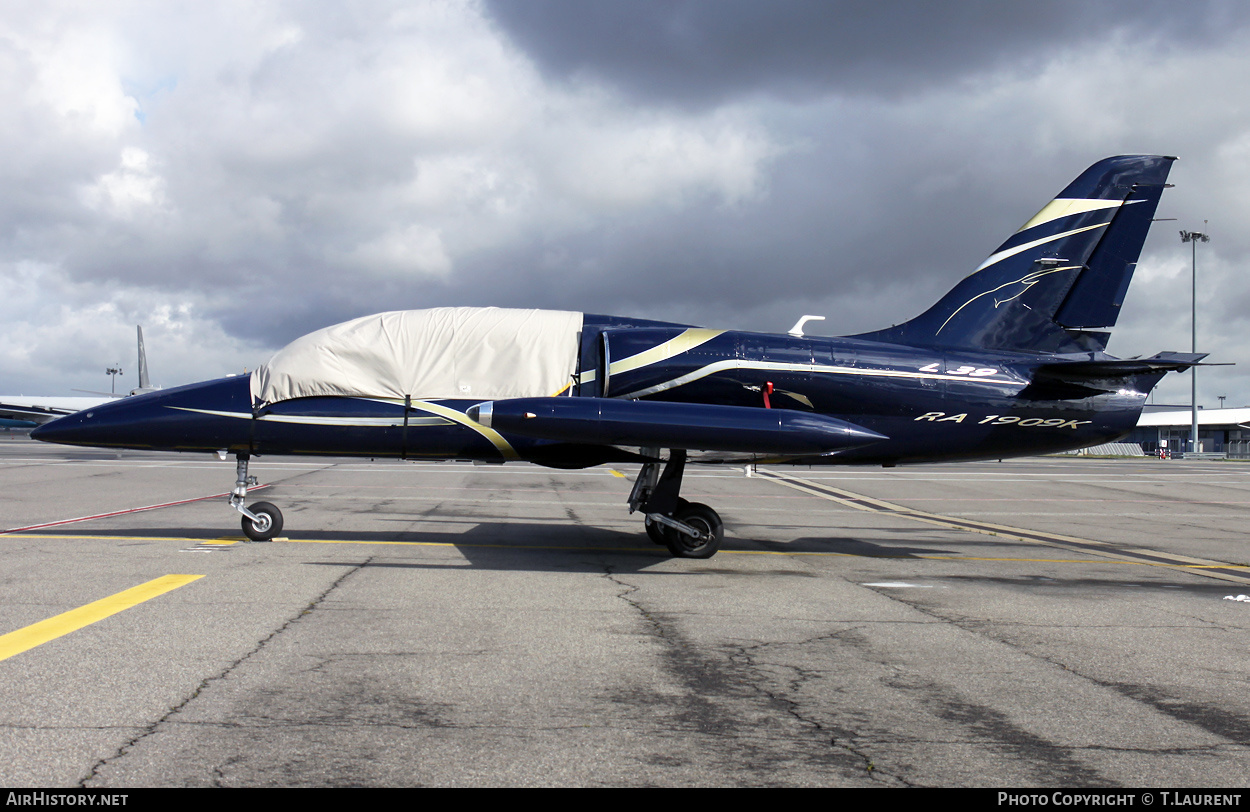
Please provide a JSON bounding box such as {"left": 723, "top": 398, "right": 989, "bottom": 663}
{"left": 0, "top": 574, "right": 204, "bottom": 662}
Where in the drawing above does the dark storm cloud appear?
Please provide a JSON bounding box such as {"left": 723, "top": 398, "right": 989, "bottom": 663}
{"left": 431, "top": 129, "right": 1056, "bottom": 335}
{"left": 483, "top": 0, "right": 1248, "bottom": 106}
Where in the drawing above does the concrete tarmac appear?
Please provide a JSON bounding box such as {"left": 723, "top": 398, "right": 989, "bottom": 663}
{"left": 1, "top": 436, "right": 1248, "bottom": 787}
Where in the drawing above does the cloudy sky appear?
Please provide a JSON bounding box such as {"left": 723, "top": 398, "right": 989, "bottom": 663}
{"left": 4, "top": 0, "right": 1250, "bottom": 408}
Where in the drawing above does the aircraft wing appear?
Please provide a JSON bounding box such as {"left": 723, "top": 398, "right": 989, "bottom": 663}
{"left": 466, "top": 397, "right": 887, "bottom": 456}
{"left": 0, "top": 402, "right": 68, "bottom": 427}
{"left": 0, "top": 397, "right": 109, "bottom": 427}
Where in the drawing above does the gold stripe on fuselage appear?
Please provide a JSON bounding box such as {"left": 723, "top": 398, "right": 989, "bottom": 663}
{"left": 608, "top": 328, "right": 725, "bottom": 377}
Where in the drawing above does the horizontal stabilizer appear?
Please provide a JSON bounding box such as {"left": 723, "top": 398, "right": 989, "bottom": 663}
{"left": 466, "top": 397, "right": 887, "bottom": 455}
{"left": 1021, "top": 352, "right": 1211, "bottom": 399}
{"left": 1035, "top": 352, "right": 1209, "bottom": 382}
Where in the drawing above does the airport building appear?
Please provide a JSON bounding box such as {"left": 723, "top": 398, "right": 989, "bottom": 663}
{"left": 1128, "top": 407, "right": 1250, "bottom": 458}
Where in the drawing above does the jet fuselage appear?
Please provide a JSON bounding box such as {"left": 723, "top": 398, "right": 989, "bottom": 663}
{"left": 32, "top": 324, "right": 1156, "bottom": 467}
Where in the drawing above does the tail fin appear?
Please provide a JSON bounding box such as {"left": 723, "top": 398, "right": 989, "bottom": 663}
{"left": 128, "top": 325, "right": 158, "bottom": 396}
{"left": 853, "top": 155, "right": 1176, "bottom": 354}
{"left": 136, "top": 325, "right": 150, "bottom": 391}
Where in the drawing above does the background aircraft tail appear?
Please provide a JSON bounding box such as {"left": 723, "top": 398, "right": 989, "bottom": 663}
{"left": 852, "top": 155, "right": 1176, "bottom": 354}
{"left": 129, "top": 325, "right": 160, "bottom": 396}
{"left": 137, "top": 325, "right": 150, "bottom": 390}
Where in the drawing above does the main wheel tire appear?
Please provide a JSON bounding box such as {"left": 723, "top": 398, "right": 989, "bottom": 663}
{"left": 644, "top": 497, "right": 688, "bottom": 545}
{"left": 663, "top": 502, "right": 722, "bottom": 559}
{"left": 242, "top": 501, "right": 283, "bottom": 541}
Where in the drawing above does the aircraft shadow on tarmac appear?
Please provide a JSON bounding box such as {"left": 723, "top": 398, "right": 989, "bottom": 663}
{"left": 765, "top": 536, "right": 961, "bottom": 559}
{"left": 23, "top": 521, "right": 989, "bottom": 573}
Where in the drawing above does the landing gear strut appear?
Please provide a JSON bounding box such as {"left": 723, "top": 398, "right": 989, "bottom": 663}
{"left": 230, "top": 453, "right": 283, "bottom": 541}
{"left": 628, "top": 449, "right": 723, "bottom": 558}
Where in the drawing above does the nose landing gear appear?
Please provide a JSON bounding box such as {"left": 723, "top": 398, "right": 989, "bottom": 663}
{"left": 229, "top": 453, "right": 283, "bottom": 541}
{"left": 629, "top": 449, "right": 723, "bottom": 558}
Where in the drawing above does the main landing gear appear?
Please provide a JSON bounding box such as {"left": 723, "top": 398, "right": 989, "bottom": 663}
{"left": 230, "top": 453, "right": 284, "bottom": 541}
{"left": 628, "top": 449, "right": 724, "bottom": 558}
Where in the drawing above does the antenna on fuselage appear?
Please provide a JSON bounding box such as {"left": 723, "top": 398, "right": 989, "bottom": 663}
{"left": 788, "top": 315, "right": 825, "bottom": 337}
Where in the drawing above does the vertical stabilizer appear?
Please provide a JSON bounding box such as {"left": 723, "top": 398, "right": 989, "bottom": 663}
{"left": 129, "top": 325, "right": 158, "bottom": 396}
{"left": 852, "top": 155, "right": 1176, "bottom": 354}
{"left": 137, "top": 325, "right": 150, "bottom": 391}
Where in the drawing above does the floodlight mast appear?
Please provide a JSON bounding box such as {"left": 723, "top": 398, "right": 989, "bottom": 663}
{"left": 1180, "top": 226, "right": 1210, "bottom": 453}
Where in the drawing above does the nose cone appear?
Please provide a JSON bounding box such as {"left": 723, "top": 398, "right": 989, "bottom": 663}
{"left": 31, "top": 391, "right": 167, "bottom": 449}
{"left": 31, "top": 401, "right": 146, "bottom": 448}
{"left": 30, "top": 413, "right": 90, "bottom": 445}
{"left": 31, "top": 376, "right": 254, "bottom": 452}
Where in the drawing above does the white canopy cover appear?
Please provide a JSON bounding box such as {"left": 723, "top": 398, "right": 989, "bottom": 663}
{"left": 251, "top": 307, "right": 584, "bottom": 405}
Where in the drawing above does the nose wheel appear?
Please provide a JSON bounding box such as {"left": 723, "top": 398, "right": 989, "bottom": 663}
{"left": 241, "top": 500, "right": 284, "bottom": 541}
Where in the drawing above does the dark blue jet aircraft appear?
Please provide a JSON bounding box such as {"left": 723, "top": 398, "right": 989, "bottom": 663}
{"left": 33, "top": 155, "right": 1202, "bottom": 558}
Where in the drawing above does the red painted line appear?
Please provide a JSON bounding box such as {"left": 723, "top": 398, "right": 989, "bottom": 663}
{"left": 2, "top": 484, "right": 271, "bottom": 534}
